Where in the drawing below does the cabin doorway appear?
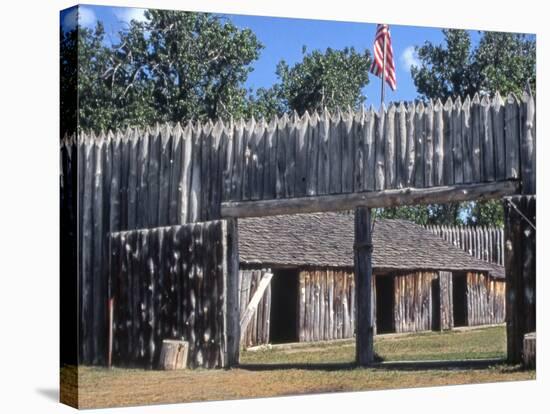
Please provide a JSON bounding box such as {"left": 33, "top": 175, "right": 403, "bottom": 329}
{"left": 269, "top": 268, "right": 299, "bottom": 344}
{"left": 452, "top": 272, "right": 468, "bottom": 327}
{"left": 431, "top": 278, "right": 441, "bottom": 331}
{"left": 376, "top": 275, "right": 395, "bottom": 334}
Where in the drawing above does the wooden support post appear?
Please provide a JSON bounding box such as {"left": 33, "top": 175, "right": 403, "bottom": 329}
{"left": 504, "top": 195, "right": 536, "bottom": 364}
{"left": 224, "top": 218, "right": 241, "bottom": 367}
{"left": 354, "top": 207, "right": 374, "bottom": 366}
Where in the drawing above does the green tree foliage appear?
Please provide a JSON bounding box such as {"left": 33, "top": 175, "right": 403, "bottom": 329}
{"left": 412, "top": 29, "right": 535, "bottom": 101}
{"left": 61, "top": 10, "right": 264, "bottom": 133}
{"left": 274, "top": 47, "right": 372, "bottom": 115}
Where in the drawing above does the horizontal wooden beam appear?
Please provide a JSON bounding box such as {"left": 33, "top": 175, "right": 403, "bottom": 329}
{"left": 221, "top": 180, "right": 520, "bottom": 219}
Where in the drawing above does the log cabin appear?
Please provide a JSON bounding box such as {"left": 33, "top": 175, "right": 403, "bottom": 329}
{"left": 238, "top": 212, "right": 505, "bottom": 347}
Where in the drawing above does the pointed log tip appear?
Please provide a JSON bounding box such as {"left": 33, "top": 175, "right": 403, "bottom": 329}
{"left": 434, "top": 98, "right": 443, "bottom": 110}
{"left": 524, "top": 81, "right": 534, "bottom": 97}
{"left": 472, "top": 93, "right": 480, "bottom": 104}
{"left": 444, "top": 96, "right": 453, "bottom": 109}
{"left": 506, "top": 92, "right": 519, "bottom": 104}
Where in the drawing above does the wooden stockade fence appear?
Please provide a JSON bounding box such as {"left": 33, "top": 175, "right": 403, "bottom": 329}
{"left": 425, "top": 225, "right": 504, "bottom": 266}
{"left": 109, "top": 220, "right": 239, "bottom": 369}
{"left": 60, "top": 89, "right": 535, "bottom": 365}
{"left": 466, "top": 272, "right": 506, "bottom": 327}
{"left": 299, "top": 270, "right": 356, "bottom": 343}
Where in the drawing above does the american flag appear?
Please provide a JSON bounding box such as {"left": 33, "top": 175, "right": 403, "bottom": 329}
{"left": 370, "top": 24, "right": 397, "bottom": 91}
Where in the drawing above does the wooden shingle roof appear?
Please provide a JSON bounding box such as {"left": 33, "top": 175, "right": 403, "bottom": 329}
{"left": 238, "top": 212, "right": 504, "bottom": 279}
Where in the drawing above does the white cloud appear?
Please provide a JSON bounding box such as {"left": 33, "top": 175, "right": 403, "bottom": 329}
{"left": 401, "top": 46, "right": 420, "bottom": 71}
{"left": 113, "top": 7, "right": 148, "bottom": 24}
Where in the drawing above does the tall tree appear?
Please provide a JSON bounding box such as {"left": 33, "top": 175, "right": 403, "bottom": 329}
{"left": 412, "top": 29, "right": 535, "bottom": 101}
{"left": 276, "top": 47, "right": 372, "bottom": 115}
{"left": 61, "top": 10, "right": 264, "bottom": 132}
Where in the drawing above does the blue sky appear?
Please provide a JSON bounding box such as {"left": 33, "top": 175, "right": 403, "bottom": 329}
{"left": 61, "top": 4, "right": 485, "bottom": 104}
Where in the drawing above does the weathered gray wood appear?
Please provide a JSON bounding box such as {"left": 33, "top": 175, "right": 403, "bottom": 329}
{"left": 329, "top": 110, "right": 343, "bottom": 194}
{"left": 341, "top": 109, "right": 354, "bottom": 193}
{"left": 452, "top": 97, "right": 463, "bottom": 184}
{"left": 221, "top": 180, "right": 519, "bottom": 218}
{"left": 263, "top": 117, "right": 277, "bottom": 199}
{"left": 505, "top": 94, "right": 520, "bottom": 179}
{"left": 179, "top": 122, "right": 193, "bottom": 223}
{"left": 285, "top": 113, "right": 297, "bottom": 197}
{"left": 353, "top": 108, "right": 366, "bottom": 192}
{"left": 296, "top": 112, "right": 310, "bottom": 197}
{"left": 306, "top": 112, "right": 320, "bottom": 196}
{"left": 424, "top": 101, "right": 434, "bottom": 187}
{"left": 240, "top": 272, "right": 273, "bottom": 341}
{"left": 396, "top": 102, "right": 407, "bottom": 188}
{"left": 461, "top": 96, "right": 473, "bottom": 183}
{"left": 385, "top": 104, "right": 396, "bottom": 189}
{"left": 275, "top": 114, "right": 288, "bottom": 198}
{"left": 414, "top": 102, "right": 425, "bottom": 188}
{"left": 492, "top": 92, "right": 506, "bottom": 180}
{"left": 375, "top": 106, "right": 386, "bottom": 190}
{"left": 159, "top": 340, "right": 189, "bottom": 370}
{"left": 355, "top": 207, "right": 374, "bottom": 365}
{"left": 471, "top": 94, "right": 482, "bottom": 183}
{"left": 433, "top": 99, "right": 444, "bottom": 186}
{"left": 523, "top": 332, "right": 536, "bottom": 369}
{"left": 504, "top": 195, "right": 536, "bottom": 363}
{"left": 480, "top": 96, "right": 495, "bottom": 182}
{"left": 521, "top": 89, "right": 536, "bottom": 194}
{"left": 224, "top": 218, "right": 240, "bottom": 366}
{"left": 365, "top": 107, "right": 376, "bottom": 191}
{"left": 317, "top": 111, "right": 330, "bottom": 195}
{"left": 443, "top": 98, "right": 454, "bottom": 185}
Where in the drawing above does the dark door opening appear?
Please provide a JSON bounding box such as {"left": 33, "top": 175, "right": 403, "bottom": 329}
{"left": 376, "top": 275, "right": 395, "bottom": 334}
{"left": 269, "top": 269, "right": 299, "bottom": 344}
{"left": 452, "top": 273, "right": 467, "bottom": 327}
{"left": 431, "top": 278, "right": 441, "bottom": 331}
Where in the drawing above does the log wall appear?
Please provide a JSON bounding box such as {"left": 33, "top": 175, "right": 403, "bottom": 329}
{"left": 109, "top": 220, "right": 237, "bottom": 369}
{"left": 298, "top": 269, "right": 356, "bottom": 342}
{"left": 393, "top": 272, "right": 438, "bottom": 333}
{"left": 60, "top": 90, "right": 534, "bottom": 364}
{"left": 466, "top": 272, "right": 506, "bottom": 326}
{"left": 239, "top": 269, "right": 271, "bottom": 347}
{"left": 425, "top": 225, "right": 504, "bottom": 265}
{"left": 439, "top": 271, "right": 454, "bottom": 330}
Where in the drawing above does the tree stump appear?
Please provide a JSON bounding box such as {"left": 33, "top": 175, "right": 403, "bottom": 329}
{"left": 523, "top": 332, "right": 536, "bottom": 369}
{"left": 158, "top": 340, "right": 189, "bottom": 370}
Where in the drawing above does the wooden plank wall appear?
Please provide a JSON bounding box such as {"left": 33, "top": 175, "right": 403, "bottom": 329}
{"left": 504, "top": 195, "right": 536, "bottom": 362}
{"left": 298, "top": 269, "right": 355, "bottom": 342}
{"left": 439, "top": 271, "right": 454, "bottom": 330}
{"left": 239, "top": 269, "right": 271, "bottom": 348}
{"left": 466, "top": 272, "right": 506, "bottom": 326}
{"left": 425, "top": 225, "right": 504, "bottom": 265}
{"left": 61, "top": 89, "right": 534, "bottom": 364}
{"left": 393, "top": 272, "right": 438, "bottom": 333}
{"left": 109, "top": 221, "right": 231, "bottom": 369}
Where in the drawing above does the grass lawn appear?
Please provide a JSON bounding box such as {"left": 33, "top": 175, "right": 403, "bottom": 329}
{"left": 68, "top": 326, "right": 534, "bottom": 409}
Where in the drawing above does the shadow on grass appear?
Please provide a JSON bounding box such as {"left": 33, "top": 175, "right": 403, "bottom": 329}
{"left": 238, "top": 358, "right": 508, "bottom": 372}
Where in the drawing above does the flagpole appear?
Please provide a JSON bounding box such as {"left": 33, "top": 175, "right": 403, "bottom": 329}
{"left": 380, "top": 30, "right": 387, "bottom": 107}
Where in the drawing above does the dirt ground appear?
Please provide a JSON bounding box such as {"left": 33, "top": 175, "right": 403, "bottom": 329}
{"left": 65, "top": 326, "right": 535, "bottom": 409}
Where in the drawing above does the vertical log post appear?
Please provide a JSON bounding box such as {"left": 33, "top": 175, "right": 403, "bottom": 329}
{"left": 224, "top": 218, "right": 241, "bottom": 367}
{"left": 504, "top": 195, "right": 536, "bottom": 364}
{"left": 354, "top": 207, "right": 374, "bottom": 366}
